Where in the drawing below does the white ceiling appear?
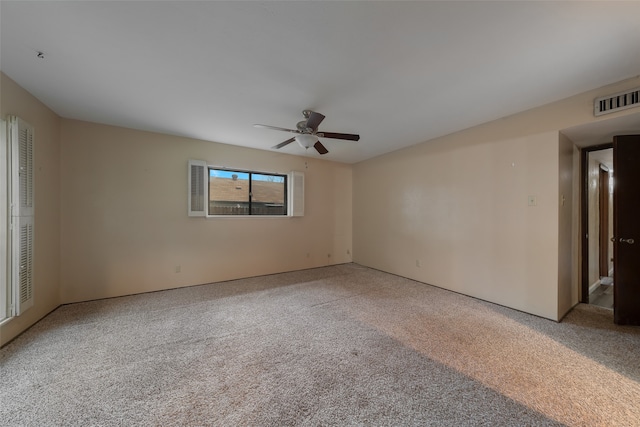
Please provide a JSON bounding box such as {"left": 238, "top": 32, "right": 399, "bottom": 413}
{"left": 2, "top": 1, "right": 640, "bottom": 164}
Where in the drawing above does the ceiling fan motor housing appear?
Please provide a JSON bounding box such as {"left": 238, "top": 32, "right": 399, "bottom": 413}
{"left": 296, "top": 120, "right": 312, "bottom": 133}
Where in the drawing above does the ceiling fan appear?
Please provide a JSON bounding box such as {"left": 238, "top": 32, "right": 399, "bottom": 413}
{"left": 254, "top": 110, "right": 360, "bottom": 155}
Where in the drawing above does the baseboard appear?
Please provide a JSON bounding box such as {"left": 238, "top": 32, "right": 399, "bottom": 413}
{"left": 589, "top": 279, "right": 601, "bottom": 295}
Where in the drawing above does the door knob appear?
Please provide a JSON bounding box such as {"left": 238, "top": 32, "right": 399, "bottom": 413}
{"left": 620, "top": 238, "right": 635, "bottom": 244}
{"left": 611, "top": 237, "right": 616, "bottom": 242}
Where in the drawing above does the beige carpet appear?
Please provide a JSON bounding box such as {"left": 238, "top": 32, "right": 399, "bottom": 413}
{"left": 1, "top": 263, "right": 639, "bottom": 426}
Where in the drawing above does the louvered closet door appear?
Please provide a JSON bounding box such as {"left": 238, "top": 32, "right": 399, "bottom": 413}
{"left": 15, "top": 215, "right": 34, "bottom": 313}
{"left": 10, "top": 116, "right": 35, "bottom": 315}
{"left": 18, "top": 120, "right": 34, "bottom": 217}
{"left": 1, "top": 119, "right": 7, "bottom": 320}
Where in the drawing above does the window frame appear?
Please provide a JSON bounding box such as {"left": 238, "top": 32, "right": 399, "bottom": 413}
{"left": 207, "top": 167, "right": 289, "bottom": 217}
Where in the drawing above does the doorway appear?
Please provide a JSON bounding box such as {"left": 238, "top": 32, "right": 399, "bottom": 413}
{"left": 582, "top": 146, "right": 614, "bottom": 309}
{"left": 564, "top": 112, "right": 640, "bottom": 323}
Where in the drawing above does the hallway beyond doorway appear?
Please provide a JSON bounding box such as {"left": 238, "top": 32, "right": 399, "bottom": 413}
{"left": 590, "top": 277, "right": 613, "bottom": 310}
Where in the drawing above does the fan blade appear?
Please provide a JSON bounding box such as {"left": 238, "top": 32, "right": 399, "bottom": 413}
{"left": 317, "top": 132, "right": 360, "bottom": 141}
{"left": 305, "top": 111, "right": 325, "bottom": 131}
{"left": 272, "top": 137, "right": 295, "bottom": 149}
{"left": 254, "top": 124, "right": 300, "bottom": 134}
{"left": 314, "top": 141, "right": 329, "bottom": 155}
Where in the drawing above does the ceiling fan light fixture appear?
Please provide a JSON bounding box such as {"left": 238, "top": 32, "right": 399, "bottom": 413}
{"left": 295, "top": 134, "right": 318, "bottom": 149}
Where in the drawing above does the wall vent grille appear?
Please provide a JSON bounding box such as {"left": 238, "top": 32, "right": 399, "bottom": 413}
{"left": 594, "top": 87, "right": 640, "bottom": 116}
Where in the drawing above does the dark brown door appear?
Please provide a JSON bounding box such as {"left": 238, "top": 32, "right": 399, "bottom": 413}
{"left": 613, "top": 135, "right": 640, "bottom": 325}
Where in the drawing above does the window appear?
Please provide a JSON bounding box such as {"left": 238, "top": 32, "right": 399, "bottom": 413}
{"left": 187, "top": 160, "right": 303, "bottom": 218}
{"left": 208, "top": 168, "right": 287, "bottom": 216}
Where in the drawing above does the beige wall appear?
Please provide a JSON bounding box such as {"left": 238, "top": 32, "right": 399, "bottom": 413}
{"left": 354, "top": 131, "right": 561, "bottom": 319}
{"left": 60, "top": 120, "right": 352, "bottom": 303}
{"left": 353, "top": 76, "right": 640, "bottom": 321}
{"left": 1, "top": 72, "right": 61, "bottom": 346}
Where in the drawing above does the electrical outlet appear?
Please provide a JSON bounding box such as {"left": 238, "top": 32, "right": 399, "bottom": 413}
{"left": 528, "top": 195, "right": 537, "bottom": 206}
{"left": 416, "top": 259, "right": 421, "bottom": 267}
{"left": 346, "top": 249, "right": 350, "bottom": 255}
{"left": 175, "top": 265, "right": 181, "bottom": 273}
